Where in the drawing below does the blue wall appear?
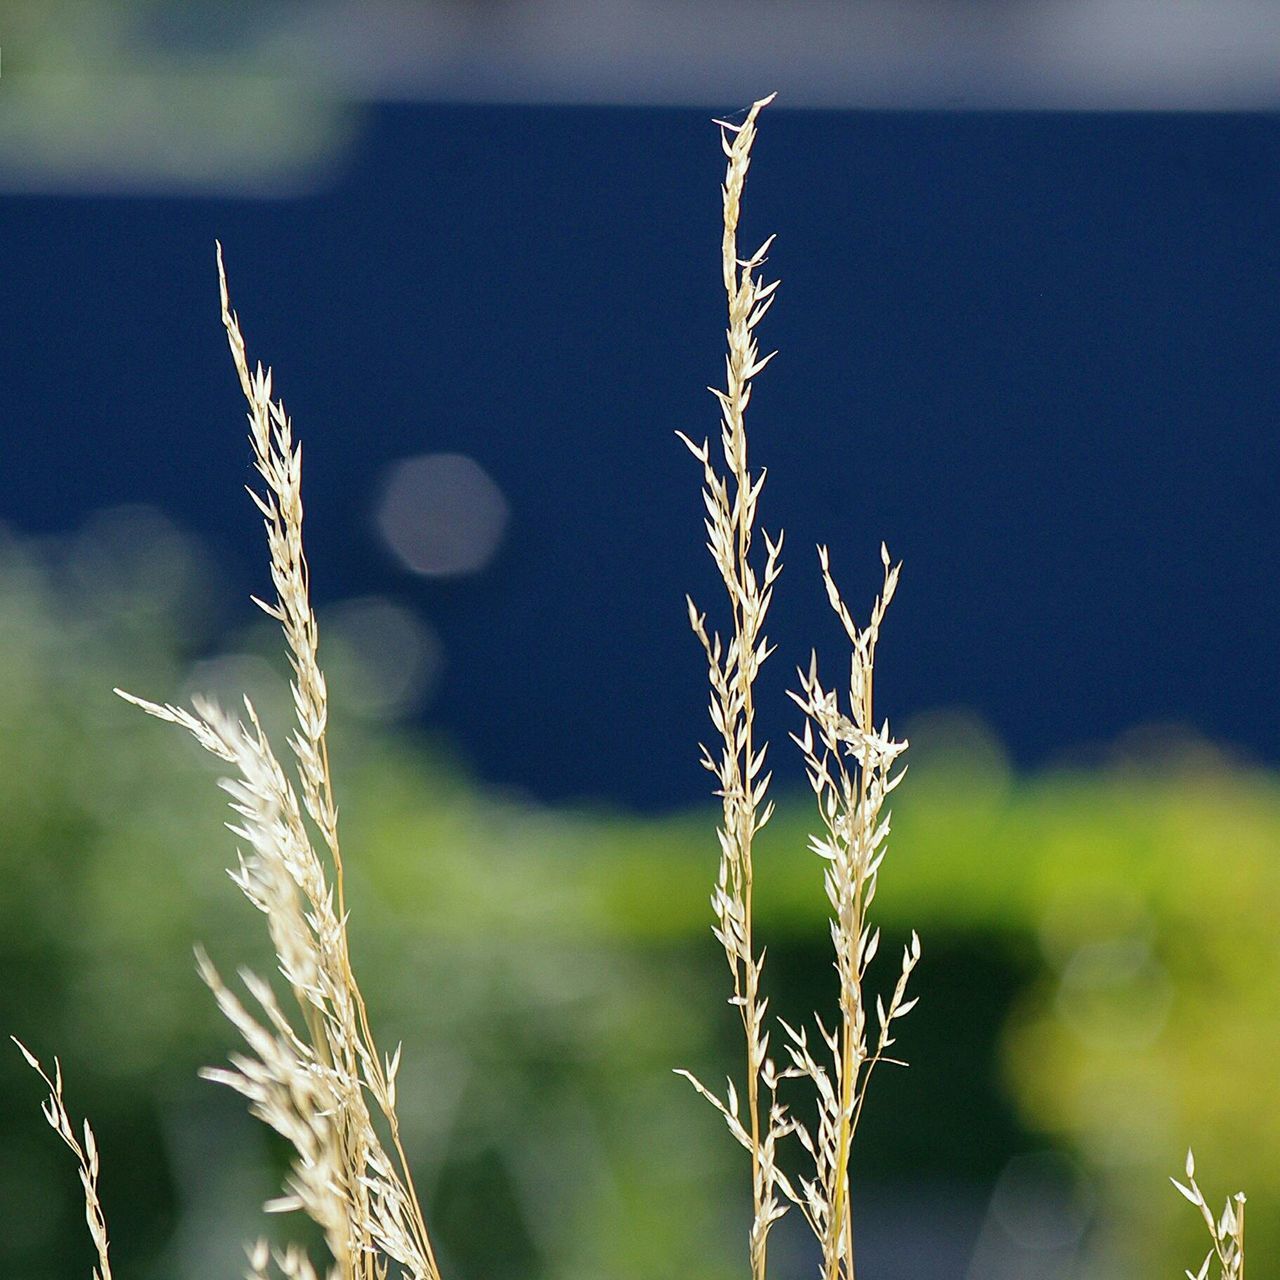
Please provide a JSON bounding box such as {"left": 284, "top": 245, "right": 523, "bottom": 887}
{"left": 3, "top": 105, "right": 1278, "bottom": 806}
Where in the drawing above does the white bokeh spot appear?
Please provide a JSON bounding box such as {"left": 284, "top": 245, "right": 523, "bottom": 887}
{"left": 378, "top": 452, "right": 509, "bottom": 578}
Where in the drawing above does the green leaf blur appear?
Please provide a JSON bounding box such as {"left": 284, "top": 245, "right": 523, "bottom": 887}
{"left": 1, "top": 517, "right": 1274, "bottom": 1278}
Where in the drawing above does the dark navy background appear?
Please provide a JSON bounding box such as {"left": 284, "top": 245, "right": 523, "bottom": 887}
{"left": 3, "top": 105, "right": 1279, "bottom": 808}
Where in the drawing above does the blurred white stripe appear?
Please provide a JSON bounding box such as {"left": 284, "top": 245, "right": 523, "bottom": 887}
{"left": 307, "top": 0, "right": 1280, "bottom": 109}
{"left": 3, "top": 0, "right": 1278, "bottom": 193}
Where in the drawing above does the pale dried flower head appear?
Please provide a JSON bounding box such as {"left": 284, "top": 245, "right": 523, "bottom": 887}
{"left": 1172, "top": 1149, "right": 1246, "bottom": 1280}
{"left": 108, "top": 246, "right": 444, "bottom": 1280}
{"left": 679, "top": 94, "right": 919, "bottom": 1280}
{"left": 782, "top": 541, "right": 918, "bottom": 1280}
{"left": 676, "top": 91, "right": 793, "bottom": 1280}
{"left": 12, "top": 1038, "right": 114, "bottom": 1280}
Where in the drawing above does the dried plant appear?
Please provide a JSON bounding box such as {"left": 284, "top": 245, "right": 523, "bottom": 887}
{"left": 112, "top": 246, "right": 443, "bottom": 1280}
{"left": 12, "top": 1039, "right": 113, "bottom": 1280}
{"left": 678, "top": 94, "right": 919, "bottom": 1280}
{"left": 782, "top": 545, "right": 918, "bottom": 1280}
{"left": 18, "top": 245, "right": 445, "bottom": 1280}
{"left": 1172, "top": 1150, "right": 1246, "bottom": 1280}
{"left": 17, "top": 92, "right": 1249, "bottom": 1280}
{"left": 676, "top": 91, "right": 791, "bottom": 1280}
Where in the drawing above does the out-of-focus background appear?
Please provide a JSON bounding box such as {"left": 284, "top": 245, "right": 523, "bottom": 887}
{"left": 2, "top": 3, "right": 1279, "bottom": 1278}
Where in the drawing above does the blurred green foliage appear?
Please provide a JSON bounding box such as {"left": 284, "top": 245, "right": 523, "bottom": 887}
{"left": 2, "top": 514, "right": 1277, "bottom": 1278}
{"left": 0, "top": 2, "right": 353, "bottom": 194}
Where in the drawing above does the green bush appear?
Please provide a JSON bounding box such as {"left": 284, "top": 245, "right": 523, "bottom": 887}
{"left": 5, "top": 517, "right": 1276, "bottom": 1277}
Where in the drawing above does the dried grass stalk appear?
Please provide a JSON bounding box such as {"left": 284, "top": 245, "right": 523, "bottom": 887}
{"left": 783, "top": 543, "right": 918, "bottom": 1280}
{"left": 1172, "top": 1150, "right": 1246, "bottom": 1280}
{"left": 109, "top": 247, "right": 444, "bottom": 1280}
{"left": 679, "top": 95, "right": 919, "bottom": 1280}
{"left": 676, "top": 91, "right": 793, "bottom": 1280}
{"left": 12, "top": 1039, "right": 113, "bottom": 1280}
